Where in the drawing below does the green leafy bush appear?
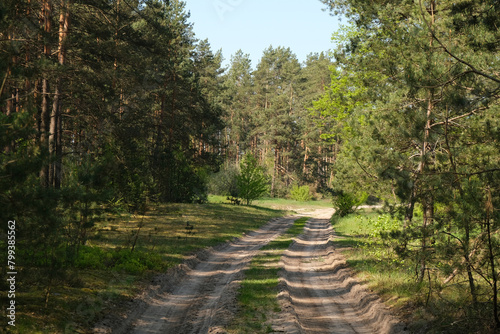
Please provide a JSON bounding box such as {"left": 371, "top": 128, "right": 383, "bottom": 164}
{"left": 332, "top": 191, "right": 368, "bottom": 217}
{"left": 289, "top": 185, "right": 312, "bottom": 201}
{"left": 237, "top": 153, "right": 269, "bottom": 205}
{"left": 74, "top": 246, "right": 108, "bottom": 270}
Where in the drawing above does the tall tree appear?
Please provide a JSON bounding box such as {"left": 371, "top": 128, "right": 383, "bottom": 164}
{"left": 298, "top": 52, "right": 335, "bottom": 189}
{"left": 253, "top": 46, "right": 301, "bottom": 196}
{"left": 319, "top": 0, "right": 500, "bottom": 328}
{"left": 222, "top": 49, "right": 254, "bottom": 164}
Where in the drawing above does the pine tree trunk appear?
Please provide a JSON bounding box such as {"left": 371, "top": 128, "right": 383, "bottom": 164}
{"left": 418, "top": 197, "right": 433, "bottom": 283}
{"left": 303, "top": 146, "right": 308, "bottom": 175}
{"left": 49, "top": 82, "right": 59, "bottom": 186}
{"left": 417, "top": 94, "right": 434, "bottom": 284}
{"left": 417, "top": 3, "right": 436, "bottom": 282}
{"left": 49, "top": 0, "right": 70, "bottom": 188}
{"left": 40, "top": 0, "right": 52, "bottom": 187}
{"left": 271, "top": 144, "right": 278, "bottom": 197}
{"left": 443, "top": 107, "right": 478, "bottom": 304}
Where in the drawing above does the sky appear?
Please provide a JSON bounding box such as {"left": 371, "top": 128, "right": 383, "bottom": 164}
{"left": 183, "top": 0, "right": 342, "bottom": 69}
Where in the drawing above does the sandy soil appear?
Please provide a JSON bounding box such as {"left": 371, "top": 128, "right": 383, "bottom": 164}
{"left": 272, "top": 209, "right": 407, "bottom": 334}
{"left": 94, "top": 209, "right": 407, "bottom": 334}
{"left": 94, "top": 215, "right": 297, "bottom": 334}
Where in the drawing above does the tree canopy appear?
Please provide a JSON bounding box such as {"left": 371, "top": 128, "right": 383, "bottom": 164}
{"left": 318, "top": 0, "right": 500, "bottom": 329}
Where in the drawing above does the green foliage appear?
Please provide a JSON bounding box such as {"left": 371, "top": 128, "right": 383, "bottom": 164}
{"left": 289, "top": 184, "right": 312, "bottom": 202}
{"left": 331, "top": 212, "right": 413, "bottom": 303}
{"left": 222, "top": 48, "right": 335, "bottom": 196}
{"left": 0, "top": 2, "right": 228, "bottom": 330}
{"left": 237, "top": 153, "right": 269, "bottom": 205}
{"left": 207, "top": 163, "right": 240, "bottom": 197}
{"left": 332, "top": 191, "right": 367, "bottom": 217}
{"left": 61, "top": 157, "right": 116, "bottom": 253}
{"left": 319, "top": 0, "right": 500, "bottom": 329}
{"left": 73, "top": 246, "right": 165, "bottom": 274}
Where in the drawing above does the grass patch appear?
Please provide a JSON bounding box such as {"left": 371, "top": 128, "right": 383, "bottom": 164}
{"left": 209, "top": 195, "right": 332, "bottom": 212}
{"left": 331, "top": 210, "right": 499, "bottom": 333}
{"left": 2, "top": 202, "right": 288, "bottom": 333}
{"left": 227, "top": 217, "right": 309, "bottom": 334}
{"left": 331, "top": 211, "right": 414, "bottom": 309}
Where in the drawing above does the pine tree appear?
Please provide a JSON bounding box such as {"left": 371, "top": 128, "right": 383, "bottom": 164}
{"left": 222, "top": 50, "right": 254, "bottom": 164}
{"left": 298, "top": 52, "right": 335, "bottom": 189}
{"left": 319, "top": 0, "right": 500, "bottom": 327}
{"left": 253, "top": 46, "right": 301, "bottom": 197}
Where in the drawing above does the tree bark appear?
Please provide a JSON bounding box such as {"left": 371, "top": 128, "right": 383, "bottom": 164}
{"left": 39, "top": 0, "right": 52, "bottom": 187}
{"left": 417, "top": 0, "right": 436, "bottom": 284}
{"left": 49, "top": 0, "right": 70, "bottom": 188}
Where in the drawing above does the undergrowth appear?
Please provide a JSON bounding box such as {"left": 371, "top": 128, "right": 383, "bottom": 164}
{"left": 0, "top": 202, "right": 288, "bottom": 333}
{"left": 332, "top": 210, "right": 500, "bottom": 334}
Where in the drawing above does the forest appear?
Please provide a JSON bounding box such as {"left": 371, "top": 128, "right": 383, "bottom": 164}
{"left": 1, "top": 0, "right": 499, "bottom": 332}
{"left": 1, "top": 0, "right": 335, "bottom": 267}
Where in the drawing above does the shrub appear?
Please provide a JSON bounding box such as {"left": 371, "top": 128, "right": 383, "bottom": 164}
{"left": 74, "top": 246, "right": 108, "bottom": 270}
{"left": 289, "top": 185, "right": 312, "bottom": 201}
{"left": 74, "top": 246, "right": 164, "bottom": 274}
{"left": 333, "top": 191, "right": 368, "bottom": 217}
{"left": 207, "top": 164, "right": 240, "bottom": 197}
{"left": 237, "top": 153, "right": 268, "bottom": 205}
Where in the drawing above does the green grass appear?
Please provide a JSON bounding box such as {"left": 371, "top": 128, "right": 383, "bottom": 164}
{"left": 331, "top": 211, "right": 414, "bottom": 309}
{"left": 209, "top": 194, "right": 332, "bottom": 211}
{"left": 331, "top": 210, "right": 500, "bottom": 333}
{"left": 2, "top": 202, "right": 289, "bottom": 334}
{"left": 227, "top": 217, "right": 309, "bottom": 334}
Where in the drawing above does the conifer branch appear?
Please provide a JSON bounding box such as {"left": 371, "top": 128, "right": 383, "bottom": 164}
{"left": 418, "top": 0, "right": 500, "bottom": 85}
{"left": 430, "top": 106, "right": 487, "bottom": 128}
{"left": 355, "top": 156, "right": 378, "bottom": 180}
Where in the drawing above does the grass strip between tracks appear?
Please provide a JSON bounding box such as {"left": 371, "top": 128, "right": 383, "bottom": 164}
{"left": 227, "top": 217, "right": 310, "bottom": 334}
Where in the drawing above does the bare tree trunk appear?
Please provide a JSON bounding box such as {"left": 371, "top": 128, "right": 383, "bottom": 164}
{"left": 416, "top": 93, "right": 434, "bottom": 284}
{"left": 303, "top": 145, "right": 309, "bottom": 175}
{"left": 271, "top": 144, "right": 278, "bottom": 197}
{"left": 39, "top": 0, "right": 52, "bottom": 187}
{"left": 49, "top": 82, "right": 59, "bottom": 186}
{"left": 416, "top": 1, "right": 436, "bottom": 283}
{"left": 49, "top": 0, "right": 70, "bottom": 188}
{"left": 418, "top": 197, "right": 433, "bottom": 282}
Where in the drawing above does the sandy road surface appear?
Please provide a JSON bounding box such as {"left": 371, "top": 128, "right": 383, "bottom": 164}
{"left": 95, "top": 209, "right": 406, "bottom": 334}
{"left": 96, "top": 215, "right": 298, "bottom": 334}
{"left": 274, "top": 209, "right": 406, "bottom": 334}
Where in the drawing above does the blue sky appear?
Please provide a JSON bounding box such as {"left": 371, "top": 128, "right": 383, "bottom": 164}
{"left": 183, "top": 0, "right": 341, "bottom": 69}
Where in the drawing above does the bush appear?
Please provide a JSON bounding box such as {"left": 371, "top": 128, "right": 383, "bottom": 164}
{"left": 289, "top": 185, "right": 312, "bottom": 201}
{"left": 207, "top": 164, "right": 240, "bottom": 197}
{"left": 74, "top": 246, "right": 108, "bottom": 270}
{"left": 333, "top": 191, "right": 368, "bottom": 217}
{"left": 237, "top": 153, "right": 269, "bottom": 205}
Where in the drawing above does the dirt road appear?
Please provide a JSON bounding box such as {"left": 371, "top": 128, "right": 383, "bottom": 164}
{"left": 95, "top": 209, "right": 405, "bottom": 334}
{"left": 273, "top": 209, "right": 405, "bottom": 333}
{"left": 95, "top": 215, "right": 298, "bottom": 334}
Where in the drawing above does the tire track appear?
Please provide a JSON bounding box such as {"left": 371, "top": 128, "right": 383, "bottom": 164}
{"left": 275, "top": 211, "right": 406, "bottom": 334}
{"left": 122, "top": 215, "right": 298, "bottom": 334}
